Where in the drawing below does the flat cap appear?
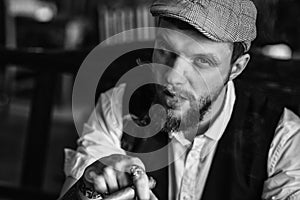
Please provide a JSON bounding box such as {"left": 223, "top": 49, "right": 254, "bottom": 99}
{"left": 150, "top": 0, "right": 257, "bottom": 52}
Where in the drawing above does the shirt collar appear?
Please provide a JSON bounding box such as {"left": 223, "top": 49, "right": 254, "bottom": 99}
{"left": 203, "top": 81, "right": 236, "bottom": 141}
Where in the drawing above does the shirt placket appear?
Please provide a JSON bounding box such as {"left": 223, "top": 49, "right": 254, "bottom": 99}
{"left": 179, "top": 139, "right": 205, "bottom": 200}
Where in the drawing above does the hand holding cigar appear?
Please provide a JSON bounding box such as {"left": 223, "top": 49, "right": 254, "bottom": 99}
{"left": 102, "top": 176, "right": 156, "bottom": 200}
{"left": 80, "top": 156, "right": 158, "bottom": 200}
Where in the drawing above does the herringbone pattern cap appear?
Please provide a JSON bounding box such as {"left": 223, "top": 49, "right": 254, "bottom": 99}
{"left": 150, "top": 0, "right": 257, "bottom": 52}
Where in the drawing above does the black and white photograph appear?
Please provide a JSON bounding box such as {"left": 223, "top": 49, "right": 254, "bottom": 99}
{"left": 0, "top": 0, "right": 299, "bottom": 199}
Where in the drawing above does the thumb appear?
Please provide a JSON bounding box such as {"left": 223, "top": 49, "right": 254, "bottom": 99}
{"left": 133, "top": 171, "right": 150, "bottom": 200}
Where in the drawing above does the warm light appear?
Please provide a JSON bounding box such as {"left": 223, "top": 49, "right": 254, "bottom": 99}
{"left": 262, "top": 44, "right": 292, "bottom": 60}
{"left": 8, "top": 0, "right": 57, "bottom": 22}
{"left": 34, "top": 6, "right": 54, "bottom": 22}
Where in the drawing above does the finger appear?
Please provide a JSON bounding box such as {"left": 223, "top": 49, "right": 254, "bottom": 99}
{"left": 116, "top": 171, "right": 131, "bottom": 189}
{"left": 93, "top": 175, "right": 108, "bottom": 194}
{"left": 130, "top": 157, "right": 146, "bottom": 171}
{"left": 115, "top": 157, "right": 145, "bottom": 173}
{"left": 84, "top": 169, "right": 97, "bottom": 183}
{"left": 133, "top": 171, "right": 150, "bottom": 200}
{"left": 103, "top": 166, "right": 119, "bottom": 193}
{"left": 150, "top": 190, "right": 158, "bottom": 200}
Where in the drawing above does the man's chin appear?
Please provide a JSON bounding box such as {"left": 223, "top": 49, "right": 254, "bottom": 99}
{"left": 164, "top": 103, "right": 208, "bottom": 132}
{"left": 163, "top": 108, "right": 196, "bottom": 134}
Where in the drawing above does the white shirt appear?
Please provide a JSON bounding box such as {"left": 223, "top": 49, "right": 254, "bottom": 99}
{"left": 64, "top": 82, "right": 300, "bottom": 200}
{"left": 167, "top": 81, "right": 236, "bottom": 200}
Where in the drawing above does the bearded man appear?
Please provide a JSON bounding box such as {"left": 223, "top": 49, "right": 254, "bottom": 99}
{"left": 60, "top": 0, "right": 300, "bottom": 199}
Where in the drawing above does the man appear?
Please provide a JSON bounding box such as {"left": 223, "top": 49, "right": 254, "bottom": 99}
{"left": 60, "top": 0, "right": 300, "bottom": 199}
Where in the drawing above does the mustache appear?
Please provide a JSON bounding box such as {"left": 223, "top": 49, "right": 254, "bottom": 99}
{"left": 161, "top": 85, "right": 195, "bottom": 101}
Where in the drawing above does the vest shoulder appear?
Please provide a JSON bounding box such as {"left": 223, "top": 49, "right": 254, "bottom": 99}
{"left": 234, "top": 81, "right": 284, "bottom": 116}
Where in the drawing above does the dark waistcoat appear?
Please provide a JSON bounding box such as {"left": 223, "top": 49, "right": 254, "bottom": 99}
{"left": 121, "top": 84, "right": 283, "bottom": 200}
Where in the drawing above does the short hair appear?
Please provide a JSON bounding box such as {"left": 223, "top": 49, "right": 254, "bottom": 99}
{"left": 231, "top": 42, "right": 245, "bottom": 64}
{"left": 158, "top": 17, "right": 245, "bottom": 64}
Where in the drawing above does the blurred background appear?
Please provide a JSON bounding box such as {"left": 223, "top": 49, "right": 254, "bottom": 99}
{"left": 0, "top": 0, "right": 299, "bottom": 199}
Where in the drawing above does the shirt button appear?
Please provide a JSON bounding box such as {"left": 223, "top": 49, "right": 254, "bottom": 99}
{"left": 190, "top": 151, "right": 198, "bottom": 158}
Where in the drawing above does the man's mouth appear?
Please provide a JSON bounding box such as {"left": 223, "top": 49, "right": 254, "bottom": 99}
{"left": 166, "top": 97, "right": 185, "bottom": 109}
{"left": 163, "top": 87, "right": 188, "bottom": 98}
{"left": 162, "top": 87, "right": 188, "bottom": 109}
{"left": 163, "top": 86, "right": 175, "bottom": 97}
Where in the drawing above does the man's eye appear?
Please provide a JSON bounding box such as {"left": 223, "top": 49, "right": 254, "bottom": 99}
{"left": 194, "top": 57, "right": 211, "bottom": 67}
{"left": 159, "top": 48, "right": 170, "bottom": 56}
{"left": 155, "top": 47, "right": 172, "bottom": 58}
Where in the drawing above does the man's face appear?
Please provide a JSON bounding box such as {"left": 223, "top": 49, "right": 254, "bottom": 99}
{"left": 152, "top": 19, "right": 233, "bottom": 132}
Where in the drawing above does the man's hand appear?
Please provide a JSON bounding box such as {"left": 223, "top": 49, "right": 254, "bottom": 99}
{"left": 81, "top": 154, "right": 157, "bottom": 200}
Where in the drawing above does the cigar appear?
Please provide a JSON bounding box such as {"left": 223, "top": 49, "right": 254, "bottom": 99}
{"left": 102, "top": 177, "right": 156, "bottom": 200}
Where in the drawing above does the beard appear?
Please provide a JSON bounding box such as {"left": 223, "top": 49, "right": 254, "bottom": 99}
{"left": 162, "top": 95, "right": 212, "bottom": 134}
{"left": 154, "top": 85, "right": 216, "bottom": 134}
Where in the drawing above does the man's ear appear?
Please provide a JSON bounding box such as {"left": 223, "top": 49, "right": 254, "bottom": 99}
{"left": 229, "top": 54, "right": 250, "bottom": 81}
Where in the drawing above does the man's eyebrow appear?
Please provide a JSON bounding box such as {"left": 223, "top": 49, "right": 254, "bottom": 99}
{"left": 156, "top": 34, "right": 222, "bottom": 65}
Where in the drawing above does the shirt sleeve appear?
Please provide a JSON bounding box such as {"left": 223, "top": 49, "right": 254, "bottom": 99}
{"left": 262, "top": 108, "right": 300, "bottom": 200}
{"left": 64, "top": 84, "right": 127, "bottom": 180}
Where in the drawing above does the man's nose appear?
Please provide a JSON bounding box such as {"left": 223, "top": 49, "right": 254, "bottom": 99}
{"left": 165, "top": 56, "right": 187, "bottom": 86}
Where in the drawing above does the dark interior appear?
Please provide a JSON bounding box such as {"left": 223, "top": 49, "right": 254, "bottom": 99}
{"left": 0, "top": 0, "right": 300, "bottom": 199}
